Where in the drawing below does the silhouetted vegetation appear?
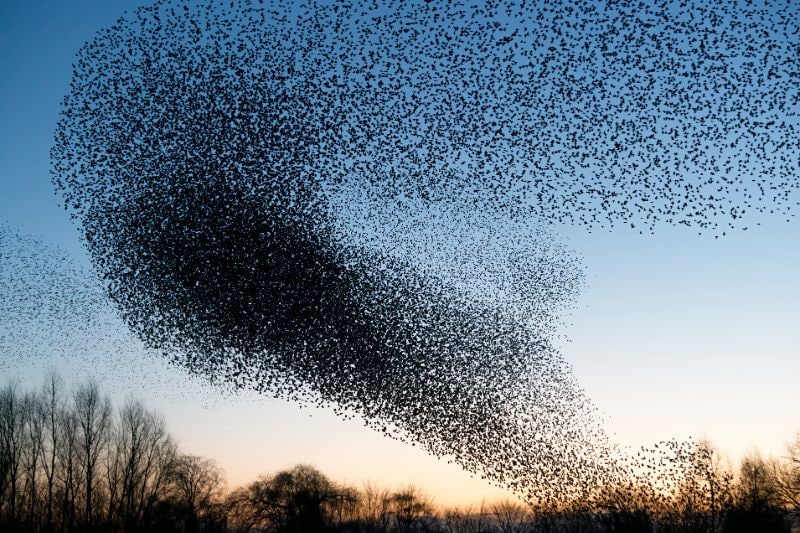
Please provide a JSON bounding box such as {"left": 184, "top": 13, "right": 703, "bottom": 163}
{"left": 0, "top": 374, "right": 226, "bottom": 533}
{"left": 2, "top": 375, "right": 800, "bottom": 532}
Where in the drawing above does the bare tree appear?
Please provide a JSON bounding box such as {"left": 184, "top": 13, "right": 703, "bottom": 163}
{"left": 737, "top": 451, "right": 779, "bottom": 512}
{"left": 73, "top": 380, "right": 111, "bottom": 527}
{"left": 441, "top": 503, "right": 491, "bottom": 533}
{"left": 57, "top": 406, "right": 81, "bottom": 531}
{"left": 226, "top": 473, "right": 289, "bottom": 531}
{"left": 388, "top": 485, "right": 434, "bottom": 533}
{"left": 170, "top": 454, "right": 226, "bottom": 532}
{"left": 226, "top": 464, "right": 357, "bottom": 532}
{"left": 358, "top": 481, "right": 393, "bottom": 532}
{"left": 0, "top": 382, "right": 25, "bottom": 526}
{"left": 328, "top": 483, "right": 359, "bottom": 529}
{"left": 771, "top": 432, "right": 800, "bottom": 518}
{"left": 670, "top": 440, "right": 733, "bottom": 532}
{"left": 0, "top": 374, "right": 229, "bottom": 532}
{"left": 21, "top": 391, "right": 44, "bottom": 529}
{"left": 39, "top": 371, "right": 64, "bottom": 530}
{"left": 273, "top": 464, "right": 346, "bottom": 532}
{"left": 105, "top": 422, "right": 124, "bottom": 528}
{"left": 0, "top": 416, "right": 6, "bottom": 525}
{"left": 491, "top": 499, "right": 530, "bottom": 533}
{"left": 724, "top": 451, "right": 790, "bottom": 533}
{"left": 108, "top": 399, "right": 176, "bottom": 530}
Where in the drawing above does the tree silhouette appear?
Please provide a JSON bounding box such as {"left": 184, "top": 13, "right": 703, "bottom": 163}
{"left": 169, "top": 454, "right": 226, "bottom": 532}
{"left": 227, "top": 464, "right": 358, "bottom": 532}
{"left": 2, "top": 373, "right": 800, "bottom": 532}
{"left": 388, "top": 485, "right": 434, "bottom": 533}
{"left": 73, "top": 380, "right": 111, "bottom": 528}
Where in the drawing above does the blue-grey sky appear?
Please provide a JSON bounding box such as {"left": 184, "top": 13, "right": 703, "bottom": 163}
{"left": 1, "top": 0, "right": 799, "bottom": 505}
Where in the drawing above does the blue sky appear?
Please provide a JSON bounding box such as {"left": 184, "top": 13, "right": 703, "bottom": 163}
{"left": 1, "top": 0, "right": 799, "bottom": 504}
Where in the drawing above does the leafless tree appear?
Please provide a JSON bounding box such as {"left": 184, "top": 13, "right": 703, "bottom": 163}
{"left": 227, "top": 464, "right": 358, "bottom": 532}
{"left": 737, "top": 451, "right": 779, "bottom": 512}
{"left": 73, "top": 380, "right": 111, "bottom": 526}
{"left": 56, "top": 406, "right": 81, "bottom": 531}
{"left": 170, "top": 454, "right": 226, "bottom": 531}
{"left": 0, "top": 382, "right": 25, "bottom": 526}
{"left": 21, "top": 391, "right": 44, "bottom": 529}
{"left": 39, "top": 371, "right": 64, "bottom": 530}
{"left": 770, "top": 432, "right": 800, "bottom": 519}
{"left": 358, "top": 481, "right": 393, "bottom": 532}
{"left": 670, "top": 440, "right": 734, "bottom": 532}
{"left": 441, "top": 502, "right": 491, "bottom": 533}
{"left": 491, "top": 499, "right": 530, "bottom": 533}
{"left": 107, "top": 399, "right": 176, "bottom": 530}
{"left": 388, "top": 485, "right": 434, "bottom": 533}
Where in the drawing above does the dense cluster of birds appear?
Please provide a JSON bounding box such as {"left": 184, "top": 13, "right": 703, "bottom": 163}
{"left": 48, "top": 0, "right": 799, "bottom": 501}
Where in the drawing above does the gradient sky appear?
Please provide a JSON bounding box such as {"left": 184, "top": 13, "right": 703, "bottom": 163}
{"left": 1, "top": 0, "right": 799, "bottom": 507}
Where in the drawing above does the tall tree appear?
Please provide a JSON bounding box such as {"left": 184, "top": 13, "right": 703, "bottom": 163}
{"left": 73, "top": 380, "right": 111, "bottom": 528}
{"left": 357, "top": 482, "right": 392, "bottom": 533}
{"left": 388, "top": 485, "right": 433, "bottom": 533}
{"left": 772, "top": 433, "right": 800, "bottom": 514}
{"left": 0, "top": 383, "right": 25, "bottom": 527}
{"left": 226, "top": 465, "right": 357, "bottom": 533}
{"left": 170, "top": 454, "right": 225, "bottom": 532}
{"left": 110, "top": 399, "right": 176, "bottom": 530}
{"left": 490, "top": 499, "right": 530, "bottom": 533}
{"left": 738, "top": 451, "right": 779, "bottom": 512}
{"left": 57, "top": 407, "right": 81, "bottom": 531}
{"left": 39, "top": 371, "right": 64, "bottom": 530}
{"left": 21, "top": 391, "right": 44, "bottom": 529}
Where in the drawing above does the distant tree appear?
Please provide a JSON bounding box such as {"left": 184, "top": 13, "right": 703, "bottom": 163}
{"left": 357, "top": 481, "right": 393, "bottom": 532}
{"left": 227, "top": 464, "right": 356, "bottom": 533}
{"left": 771, "top": 433, "right": 800, "bottom": 517}
{"left": 107, "top": 399, "right": 177, "bottom": 530}
{"left": 594, "top": 483, "right": 655, "bottom": 533}
{"left": 57, "top": 406, "right": 81, "bottom": 531}
{"left": 21, "top": 391, "right": 44, "bottom": 530}
{"left": 328, "top": 483, "right": 359, "bottom": 529}
{"left": 73, "top": 380, "right": 112, "bottom": 527}
{"left": 490, "top": 499, "right": 529, "bottom": 533}
{"left": 0, "top": 382, "right": 25, "bottom": 527}
{"left": 0, "top": 406, "right": 7, "bottom": 526}
{"left": 725, "top": 451, "right": 789, "bottom": 533}
{"left": 388, "top": 485, "right": 433, "bottom": 533}
{"left": 671, "top": 440, "right": 733, "bottom": 533}
{"left": 39, "top": 370, "right": 64, "bottom": 531}
{"left": 12, "top": 371, "right": 800, "bottom": 533}
{"left": 737, "top": 451, "right": 778, "bottom": 512}
{"left": 441, "top": 503, "right": 490, "bottom": 533}
{"left": 0, "top": 374, "right": 230, "bottom": 532}
{"left": 169, "top": 454, "right": 226, "bottom": 532}
{"left": 273, "top": 464, "right": 334, "bottom": 532}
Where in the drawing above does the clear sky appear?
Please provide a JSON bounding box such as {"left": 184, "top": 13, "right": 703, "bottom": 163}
{"left": 1, "top": 0, "right": 799, "bottom": 507}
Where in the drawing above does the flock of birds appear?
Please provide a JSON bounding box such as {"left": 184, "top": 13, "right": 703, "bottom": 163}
{"left": 33, "top": 0, "right": 800, "bottom": 503}
{"left": 0, "top": 227, "right": 212, "bottom": 398}
{"left": 0, "top": 228, "right": 103, "bottom": 364}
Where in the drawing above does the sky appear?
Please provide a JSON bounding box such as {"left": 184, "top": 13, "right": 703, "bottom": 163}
{"left": 1, "top": 0, "right": 799, "bottom": 507}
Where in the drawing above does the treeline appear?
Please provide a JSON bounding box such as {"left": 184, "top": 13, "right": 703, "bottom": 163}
{"left": 3, "top": 375, "right": 800, "bottom": 533}
{"left": 0, "top": 373, "right": 226, "bottom": 533}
